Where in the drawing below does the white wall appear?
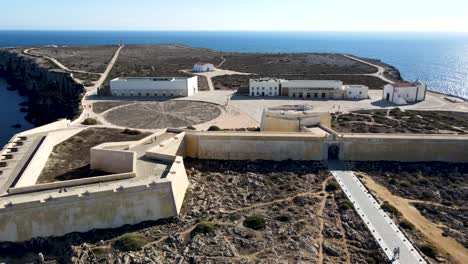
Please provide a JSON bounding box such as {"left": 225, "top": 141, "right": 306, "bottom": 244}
{"left": 383, "top": 83, "right": 426, "bottom": 105}
{"left": 90, "top": 148, "right": 135, "bottom": 174}
{"left": 193, "top": 63, "right": 214, "bottom": 72}
{"left": 110, "top": 77, "right": 198, "bottom": 97}
{"left": 344, "top": 85, "right": 368, "bottom": 100}
{"left": 249, "top": 79, "right": 280, "bottom": 96}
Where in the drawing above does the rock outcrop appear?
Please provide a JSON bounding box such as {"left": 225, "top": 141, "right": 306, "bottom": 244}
{"left": 0, "top": 49, "right": 84, "bottom": 125}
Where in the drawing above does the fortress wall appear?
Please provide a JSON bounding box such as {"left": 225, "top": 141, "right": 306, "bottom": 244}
{"left": 17, "top": 119, "right": 71, "bottom": 137}
{"left": 15, "top": 128, "right": 84, "bottom": 187}
{"left": 8, "top": 172, "right": 135, "bottom": 195}
{"left": 0, "top": 183, "right": 176, "bottom": 242}
{"left": 165, "top": 156, "right": 190, "bottom": 214}
{"left": 90, "top": 148, "right": 135, "bottom": 174}
{"left": 185, "top": 132, "right": 325, "bottom": 161}
{"left": 343, "top": 135, "right": 468, "bottom": 162}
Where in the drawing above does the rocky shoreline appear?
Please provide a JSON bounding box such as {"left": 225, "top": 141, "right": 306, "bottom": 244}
{"left": 0, "top": 49, "right": 84, "bottom": 126}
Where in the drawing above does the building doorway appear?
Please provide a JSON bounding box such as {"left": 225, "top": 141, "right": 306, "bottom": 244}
{"left": 322, "top": 93, "right": 326, "bottom": 98}
{"left": 386, "top": 93, "right": 390, "bottom": 101}
{"left": 262, "top": 92, "right": 265, "bottom": 96}
{"left": 328, "top": 145, "right": 340, "bottom": 160}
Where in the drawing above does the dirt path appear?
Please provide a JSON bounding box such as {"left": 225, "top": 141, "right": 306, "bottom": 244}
{"left": 360, "top": 174, "right": 468, "bottom": 264}
{"left": 343, "top": 54, "right": 395, "bottom": 84}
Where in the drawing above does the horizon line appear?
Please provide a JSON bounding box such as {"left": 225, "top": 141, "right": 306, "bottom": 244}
{"left": 1, "top": 29, "right": 468, "bottom": 33}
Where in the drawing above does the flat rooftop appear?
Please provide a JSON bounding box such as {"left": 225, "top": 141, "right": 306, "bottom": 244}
{"left": 112, "top": 77, "right": 194, "bottom": 82}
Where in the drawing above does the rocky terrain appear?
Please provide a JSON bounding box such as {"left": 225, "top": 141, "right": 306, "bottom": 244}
{"left": 352, "top": 161, "right": 468, "bottom": 259}
{"left": 0, "top": 160, "right": 385, "bottom": 263}
{"left": 332, "top": 108, "right": 468, "bottom": 134}
{"left": 0, "top": 48, "right": 84, "bottom": 125}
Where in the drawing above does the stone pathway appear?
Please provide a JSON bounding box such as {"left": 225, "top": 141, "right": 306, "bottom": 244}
{"left": 327, "top": 161, "right": 426, "bottom": 264}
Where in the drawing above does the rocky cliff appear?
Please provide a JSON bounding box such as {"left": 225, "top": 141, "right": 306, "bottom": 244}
{"left": 0, "top": 49, "right": 84, "bottom": 126}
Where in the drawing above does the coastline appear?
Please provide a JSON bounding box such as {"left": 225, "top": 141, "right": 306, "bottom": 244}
{"left": 0, "top": 43, "right": 466, "bottom": 149}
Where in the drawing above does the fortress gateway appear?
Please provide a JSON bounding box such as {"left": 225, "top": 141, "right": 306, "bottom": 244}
{"left": 110, "top": 76, "right": 198, "bottom": 97}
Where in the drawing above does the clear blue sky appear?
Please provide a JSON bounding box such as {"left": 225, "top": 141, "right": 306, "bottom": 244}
{"left": 3, "top": 0, "right": 468, "bottom": 31}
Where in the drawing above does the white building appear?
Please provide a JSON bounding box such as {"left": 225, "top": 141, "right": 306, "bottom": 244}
{"left": 193, "top": 62, "right": 215, "bottom": 72}
{"left": 249, "top": 78, "right": 368, "bottom": 100}
{"left": 383, "top": 81, "right": 427, "bottom": 105}
{"left": 343, "top": 85, "right": 369, "bottom": 100}
{"left": 249, "top": 78, "right": 281, "bottom": 96}
{"left": 110, "top": 76, "right": 198, "bottom": 97}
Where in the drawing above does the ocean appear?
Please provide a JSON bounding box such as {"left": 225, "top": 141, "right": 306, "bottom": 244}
{"left": 0, "top": 30, "right": 467, "bottom": 145}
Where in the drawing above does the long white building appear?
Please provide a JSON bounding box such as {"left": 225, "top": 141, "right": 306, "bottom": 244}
{"left": 249, "top": 78, "right": 368, "bottom": 100}
{"left": 110, "top": 76, "right": 198, "bottom": 97}
{"left": 383, "top": 81, "right": 426, "bottom": 105}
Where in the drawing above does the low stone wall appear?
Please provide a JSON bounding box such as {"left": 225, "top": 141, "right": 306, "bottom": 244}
{"left": 342, "top": 134, "right": 468, "bottom": 162}
{"left": 90, "top": 148, "right": 135, "bottom": 174}
{"left": 184, "top": 132, "right": 326, "bottom": 161}
{"left": 17, "top": 119, "right": 71, "bottom": 137}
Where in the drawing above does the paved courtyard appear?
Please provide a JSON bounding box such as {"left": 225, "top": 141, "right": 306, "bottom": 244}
{"left": 103, "top": 101, "right": 222, "bottom": 129}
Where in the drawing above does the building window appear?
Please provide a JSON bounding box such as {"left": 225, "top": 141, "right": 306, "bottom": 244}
{"left": 359, "top": 91, "right": 362, "bottom": 95}
{"left": 270, "top": 87, "right": 272, "bottom": 90}
{"left": 269, "top": 92, "right": 272, "bottom": 95}
{"left": 292, "top": 93, "right": 296, "bottom": 97}
{"left": 349, "top": 91, "right": 352, "bottom": 95}
{"left": 262, "top": 87, "right": 265, "bottom": 90}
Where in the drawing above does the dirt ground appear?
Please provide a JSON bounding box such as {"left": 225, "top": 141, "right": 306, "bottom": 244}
{"left": 103, "top": 101, "right": 222, "bottom": 129}
{"left": 219, "top": 53, "right": 377, "bottom": 75}
{"left": 0, "top": 160, "right": 385, "bottom": 263}
{"left": 37, "top": 128, "right": 150, "bottom": 183}
{"left": 92, "top": 101, "right": 136, "bottom": 114}
{"left": 332, "top": 108, "right": 468, "bottom": 134}
{"left": 352, "top": 161, "right": 468, "bottom": 263}
{"left": 28, "top": 45, "right": 118, "bottom": 73}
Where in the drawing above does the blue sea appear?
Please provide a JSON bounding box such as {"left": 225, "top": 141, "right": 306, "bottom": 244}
{"left": 1, "top": 30, "right": 468, "bottom": 145}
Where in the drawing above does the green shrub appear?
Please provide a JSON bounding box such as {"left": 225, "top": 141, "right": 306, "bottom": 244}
{"left": 81, "top": 118, "right": 98, "bottom": 125}
{"left": 207, "top": 125, "right": 222, "bottom": 131}
{"left": 381, "top": 202, "right": 400, "bottom": 216}
{"left": 339, "top": 200, "right": 354, "bottom": 211}
{"left": 122, "top": 128, "right": 142, "bottom": 135}
{"left": 365, "top": 257, "right": 376, "bottom": 264}
{"left": 419, "top": 243, "right": 438, "bottom": 258}
{"left": 113, "top": 233, "right": 147, "bottom": 252}
{"left": 186, "top": 125, "right": 196, "bottom": 130}
{"left": 399, "top": 219, "right": 415, "bottom": 231}
{"left": 243, "top": 216, "right": 266, "bottom": 230}
{"left": 191, "top": 221, "right": 216, "bottom": 238}
{"left": 325, "top": 181, "right": 340, "bottom": 192}
{"left": 398, "top": 179, "right": 411, "bottom": 188}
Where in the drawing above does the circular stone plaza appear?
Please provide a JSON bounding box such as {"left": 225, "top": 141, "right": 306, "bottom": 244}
{"left": 103, "top": 101, "right": 222, "bottom": 129}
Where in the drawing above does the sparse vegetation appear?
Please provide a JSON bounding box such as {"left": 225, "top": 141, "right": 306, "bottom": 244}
{"left": 399, "top": 219, "right": 415, "bottom": 231}
{"left": 338, "top": 200, "right": 354, "bottom": 211}
{"left": 325, "top": 181, "right": 340, "bottom": 192}
{"left": 113, "top": 233, "right": 147, "bottom": 252}
{"left": 381, "top": 202, "right": 400, "bottom": 216}
{"left": 418, "top": 243, "right": 438, "bottom": 258}
{"left": 191, "top": 221, "right": 216, "bottom": 238}
{"left": 243, "top": 216, "right": 266, "bottom": 230}
{"left": 207, "top": 125, "right": 222, "bottom": 131}
{"left": 81, "top": 118, "right": 98, "bottom": 125}
{"left": 122, "top": 128, "right": 142, "bottom": 135}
